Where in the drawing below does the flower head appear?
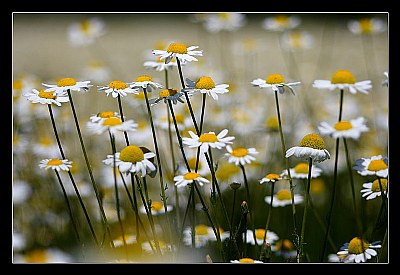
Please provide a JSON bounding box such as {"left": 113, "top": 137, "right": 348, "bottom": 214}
{"left": 262, "top": 14, "right": 301, "bottom": 32}
{"left": 129, "top": 75, "right": 163, "bottom": 92}
{"left": 318, "top": 117, "right": 369, "bottom": 140}
{"left": 259, "top": 173, "right": 282, "bottom": 184}
{"left": 230, "top": 258, "right": 264, "bottom": 264}
{"left": 68, "top": 17, "right": 106, "bottom": 47}
{"left": 148, "top": 88, "right": 185, "bottom": 106}
{"left": 182, "top": 129, "right": 235, "bottom": 154}
{"left": 312, "top": 70, "right": 372, "bottom": 94}
{"left": 347, "top": 17, "right": 387, "bottom": 35}
{"left": 174, "top": 172, "right": 210, "bottom": 188}
{"left": 23, "top": 88, "right": 69, "bottom": 106}
{"left": 98, "top": 80, "right": 139, "bottom": 98}
{"left": 139, "top": 201, "right": 173, "bottom": 216}
{"left": 265, "top": 189, "right": 303, "bottom": 207}
{"left": 286, "top": 133, "right": 330, "bottom": 163}
{"left": 86, "top": 116, "right": 137, "bottom": 136}
{"left": 143, "top": 56, "right": 178, "bottom": 71}
{"left": 281, "top": 162, "right": 323, "bottom": 179}
{"left": 251, "top": 73, "right": 300, "bottom": 94}
{"left": 152, "top": 42, "right": 203, "bottom": 64}
{"left": 39, "top": 158, "right": 73, "bottom": 172}
{"left": 353, "top": 155, "right": 388, "bottom": 178}
{"left": 225, "top": 145, "right": 258, "bottom": 166}
{"left": 202, "top": 13, "right": 246, "bottom": 33}
{"left": 185, "top": 76, "right": 229, "bottom": 100}
{"left": 360, "top": 178, "right": 388, "bottom": 200}
{"left": 182, "top": 224, "right": 216, "bottom": 248}
{"left": 337, "top": 237, "right": 381, "bottom": 263}
{"left": 43, "top": 77, "right": 92, "bottom": 94}
{"left": 89, "top": 111, "right": 119, "bottom": 123}
{"left": 243, "top": 229, "right": 279, "bottom": 246}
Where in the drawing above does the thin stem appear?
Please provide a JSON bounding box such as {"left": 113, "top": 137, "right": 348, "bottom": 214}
{"left": 260, "top": 181, "right": 275, "bottom": 261}
{"left": 117, "top": 95, "right": 130, "bottom": 146}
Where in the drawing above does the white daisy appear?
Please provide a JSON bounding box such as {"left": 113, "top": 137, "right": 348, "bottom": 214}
{"left": 259, "top": 173, "right": 282, "bottom": 184}
{"left": 148, "top": 88, "right": 185, "bottom": 106}
{"left": 353, "top": 155, "right": 388, "bottom": 178}
{"left": 42, "top": 77, "right": 92, "bottom": 94}
{"left": 112, "top": 233, "right": 137, "bottom": 247}
{"left": 89, "top": 111, "right": 119, "bottom": 123}
{"left": 32, "top": 136, "right": 60, "bottom": 158}
{"left": 97, "top": 80, "right": 139, "bottom": 98}
{"left": 86, "top": 116, "right": 137, "bottom": 136}
{"left": 271, "top": 239, "right": 297, "bottom": 259}
{"left": 360, "top": 178, "right": 388, "bottom": 200}
{"left": 230, "top": 258, "right": 264, "bottom": 264}
{"left": 312, "top": 70, "right": 372, "bottom": 94}
{"left": 251, "top": 73, "right": 301, "bottom": 94}
{"left": 280, "top": 30, "right": 314, "bottom": 51}
{"left": 202, "top": 13, "right": 246, "bottom": 33}
{"left": 143, "top": 56, "right": 178, "bottom": 71}
{"left": 265, "top": 189, "right": 304, "bottom": 207}
{"left": 261, "top": 14, "right": 301, "bottom": 32}
{"left": 243, "top": 229, "right": 279, "bottom": 246}
{"left": 184, "top": 76, "right": 229, "bottom": 100}
{"left": 139, "top": 201, "right": 173, "bottom": 216}
{"left": 337, "top": 237, "right": 381, "bottom": 263}
{"left": 39, "top": 158, "right": 73, "bottom": 172}
{"left": 347, "top": 17, "right": 387, "bottom": 35}
{"left": 225, "top": 145, "right": 258, "bottom": 166}
{"left": 23, "top": 88, "right": 69, "bottom": 106}
{"left": 67, "top": 17, "right": 106, "bottom": 47}
{"left": 281, "top": 162, "right": 323, "bottom": 179}
{"left": 182, "top": 224, "right": 216, "bottom": 248}
{"left": 318, "top": 116, "right": 369, "bottom": 140}
{"left": 14, "top": 248, "right": 74, "bottom": 263}
{"left": 152, "top": 42, "right": 203, "bottom": 64}
{"left": 141, "top": 240, "right": 174, "bottom": 254}
{"left": 129, "top": 75, "right": 163, "bottom": 93}
{"left": 174, "top": 172, "right": 210, "bottom": 188}
{"left": 102, "top": 145, "right": 156, "bottom": 177}
{"left": 286, "top": 133, "right": 330, "bottom": 163}
{"left": 182, "top": 129, "right": 235, "bottom": 154}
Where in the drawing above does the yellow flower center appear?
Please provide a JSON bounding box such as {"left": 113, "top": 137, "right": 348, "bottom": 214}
{"left": 276, "top": 189, "right": 292, "bottom": 201}
{"left": 359, "top": 18, "right": 373, "bottom": 33}
{"left": 173, "top": 114, "right": 185, "bottom": 124}
{"left": 135, "top": 75, "right": 152, "bottom": 82}
{"left": 48, "top": 159, "right": 63, "bottom": 166}
{"left": 199, "top": 133, "right": 218, "bottom": 143}
{"left": 371, "top": 178, "right": 388, "bottom": 192}
{"left": 238, "top": 258, "right": 256, "bottom": 263}
{"left": 275, "top": 239, "right": 294, "bottom": 251}
{"left": 347, "top": 237, "right": 370, "bottom": 254}
{"left": 331, "top": 70, "right": 356, "bottom": 84}
{"left": 300, "top": 133, "right": 326, "bottom": 150}
{"left": 109, "top": 80, "right": 128, "bottom": 90}
{"left": 103, "top": 117, "right": 123, "bottom": 126}
{"left": 266, "top": 74, "right": 285, "bottom": 84}
{"left": 151, "top": 201, "right": 163, "bottom": 211}
{"left": 294, "top": 163, "right": 309, "bottom": 174}
{"left": 289, "top": 31, "right": 303, "bottom": 48}
{"left": 195, "top": 224, "right": 209, "bottom": 236}
{"left": 39, "top": 136, "right": 53, "bottom": 146}
{"left": 167, "top": 42, "right": 188, "bottom": 54}
{"left": 183, "top": 172, "right": 200, "bottom": 180}
{"left": 195, "top": 76, "right": 216, "bottom": 90}
{"left": 119, "top": 145, "right": 144, "bottom": 163}
{"left": 13, "top": 79, "right": 23, "bottom": 91}
{"left": 57, "top": 77, "right": 77, "bottom": 87}
{"left": 275, "top": 15, "right": 289, "bottom": 26}
{"left": 25, "top": 249, "right": 47, "bottom": 263}
{"left": 334, "top": 121, "right": 353, "bottom": 131}
{"left": 38, "top": 89, "right": 57, "bottom": 99}
{"left": 80, "top": 19, "right": 91, "bottom": 33}
{"left": 133, "top": 92, "right": 146, "bottom": 100}
{"left": 218, "top": 13, "right": 230, "bottom": 20}
{"left": 188, "top": 157, "right": 202, "bottom": 171}
{"left": 266, "top": 173, "right": 280, "bottom": 181}
{"left": 159, "top": 88, "right": 178, "bottom": 98}
{"left": 98, "top": 111, "right": 115, "bottom": 118}
{"left": 265, "top": 116, "right": 279, "bottom": 130}
{"left": 216, "top": 163, "right": 240, "bottom": 181}
{"left": 255, "top": 229, "right": 266, "bottom": 240}
{"left": 310, "top": 178, "right": 325, "bottom": 194}
{"left": 367, "top": 159, "right": 387, "bottom": 171}
{"left": 231, "top": 147, "right": 249, "bottom": 158}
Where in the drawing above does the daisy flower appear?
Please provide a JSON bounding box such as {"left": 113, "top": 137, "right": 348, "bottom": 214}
{"left": 23, "top": 88, "right": 69, "bottom": 106}
{"left": 347, "top": 17, "right": 387, "bottom": 35}
{"left": 148, "top": 88, "right": 185, "bottom": 106}
{"left": 129, "top": 75, "right": 163, "bottom": 93}
{"left": 143, "top": 56, "right": 178, "bottom": 71}
{"left": 139, "top": 201, "right": 173, "bottom": 216}
{"left": 202, "top": 13, "right": 247, "bottom": 33}
{"left": 86, "top": 116, "right": 137, "bottom": 136}
{"left": 312, "top": 70, "right": 372, "bottom": 94}
{"left": 13, "top": 179, "right": 32, "bottom": 205}
{"left": 230, "top": 258, "right": 263, "bottom": 264}
{"left": 286, "top": 133, "right": 331, "bottom": 163}
{"left": 360, "top": 178, "right": 388, "bottom": 200}
{"left": 353, "top": 155, "right": 388, "bottom": 178}
{"left": 251, "top": 73, "right": 301, "bottom": 94}
{"left": 243, "top": 229, "right": 279, "bottom": 246}
{"left": 14, "top": 248, "right": 74, "bottom": 263}
{"left": 264, "top": 189, "right": 304, "bottom": 207}
{"left": 67, "top": 17, "right": 106, "bottom": 47}
{"left": 182, "top": 128, "right": 235, "bottom": 154}
{"left": 112, "top": 233, "right": 137, "bottom": 247}
{"left": 152, "top": 42, "right": 203, "bottom": 64}
{"left": 141, "top": 240, "right": 174, "bottom": 254}
{"left": 184, "top": 76, "right": 229, "bottom": 100}
{"left": 97, "top": 80, "right": 139, "bottom": 98}
{"left": 182, "top": 224, "right": 216, "bottom": 248}
{"left": 39, "top": 158, "right": 73, "bottom": 172}
{"left": 173, "top": 172, "right": 210, "bottom": 188}
{"left": 259, "top": 173, "right": 282, "bottom": 184}
{"left": 318, "top": 116, "right": 369, "bottom": 140}
{"left": 337, "top": 237, "right": 381, "bottom": 263}
{"left": 42, "top": 77, "right": 92, "bottom": 94}
{"left": 225, "top": 145, "right": 258, "bottom": 166}
{"left": 102, "top": 145, "right": 156, "bottom": 177}
{"left": 261, "top": 14, "right": 301, "bottom": 32}
{"left": 281, "top": 162, "right": 323, "bottom": 179}
{"left": 271, "top": 239, "right": 297, "bottom": 259}
{"left": 32, "top": 136, "right": 60, "bottom": 158}
{"left": 280, "top": 30, "right": 314, "bottom": 51}
{"left": 89, "top": 111, "right": 119, "bottom": 123}
{"left": 155, "top": 111, "right": 191, "bottom": 132}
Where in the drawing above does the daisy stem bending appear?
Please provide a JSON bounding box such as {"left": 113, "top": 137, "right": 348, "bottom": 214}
{"left": 47, "top": 104, "right": 102, "bottom": 249}
{"left": 117, "top": 94, "right": 130, "bottom": 145}
{"left": 260, "top": 181, "right": 275, "bottom": 261}
{"left": 66, "top": 90, "right": 114, "bottom": 248}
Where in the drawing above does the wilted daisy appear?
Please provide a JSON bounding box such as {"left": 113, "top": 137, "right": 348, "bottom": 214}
{"left": 43, "top": 77, "right": 92, "bottom": 94}
{"left": 225, "top": 145, "right": 258, "bottom": 166}
{"left": 23, "top": 88, "right": 69, "bottom": 106}
{"left": 139, "top": 200, "right": 173, "bottom": 216}
{"left": 353, "top": 155, "right": 388, "bottom": 178}
{"left": 97, "top": 80, "right": 139, "bottom": 98}
{"left": 184, "top": 76, "right": 229, "bottom": 100}
{"left": 265, "top": 189, "right": 303, "bottom": 207}
{"left": 337, "top": 237, "right": 381, "bottom": 263}
{"left": 259, "top": 173, "right": 282, "bottom": 184}
{"left": 182, "top": 129, "right": 235, "bottom": 154}
{"left": 143, "top": 56, "right": 178, "bottom": 71}
{"left": 286, "top": 133, "right": 330, "bottom": 163}
{"left": 230, "top": 258, "right": 263, "bottom": 264}
{"left": 261, "top": 14, "right": 301, "bottom": 32}
{"left": 174, "top": 172, "right": 210, "bottom": 188}
{"left": 182, "top": 224, "right": 216, "bottom": 248}
{"left": 251, "top": 73, "right": 301, "bottom": 94}
{"left": 243, "top": 228, "right": 279, "bottom": 246}
{"left": 312, "top": 70, "right": 372, "bottom": 94}
{"left": 281, "top": 162, "right": 323, "bottom": 179}
{"left": 39, "top": 158, "right": 73, "bottom": 172}
{"left": 152, "top": 42, "right": 203, "bottom": 64}
{"left": 202, "top": 13, "right": 246, "bottom": 33}
{"left": 129, "top": 75, "right": 163, "bottom": 92}
{"left": 318, "top": 116, "right": 369, "bottom": 140}
{"left": 360, "top": 178, "right": 388, "bottom": 200}
{"left": 67, "top": 17, "right": 106, "bottom": 47}
{"left": 347, "top": 17, "right": 387, "bottom": 35}
{"left": 148, "top": 88, "right": 185, "bottom": 106}
{"left": 102, "top": 145, "right": 156, "bottom": 177}
{"left": 86, "top": 116, "right": 137, "bottom": 136}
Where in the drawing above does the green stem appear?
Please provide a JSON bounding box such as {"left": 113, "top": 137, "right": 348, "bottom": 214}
{"left": 260, "top": 181, "right": 275, "bottom": 261}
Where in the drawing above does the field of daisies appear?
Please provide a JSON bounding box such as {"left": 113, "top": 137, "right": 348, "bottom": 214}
{"left": 12, "top": 13, "right": 389, "bottom": 264}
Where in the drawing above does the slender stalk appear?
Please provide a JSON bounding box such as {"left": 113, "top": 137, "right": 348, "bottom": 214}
{"left": 117, "top": 95, "right": 130, "bottom": 146}
{"left": 260, "top": 181, "right": 275, "bottom": 261}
